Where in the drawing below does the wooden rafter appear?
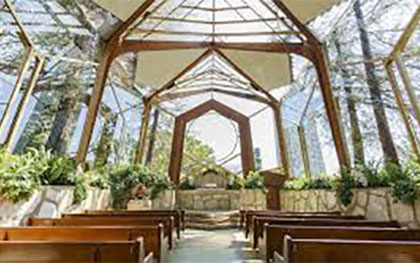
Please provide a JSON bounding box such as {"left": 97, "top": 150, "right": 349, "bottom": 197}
{"left": 169, "top": 99, "right": 255, "bottom": 184}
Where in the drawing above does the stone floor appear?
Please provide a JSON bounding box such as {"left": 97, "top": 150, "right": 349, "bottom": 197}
{"left": 164, "top": 229, "right": 263, "bottom": 263}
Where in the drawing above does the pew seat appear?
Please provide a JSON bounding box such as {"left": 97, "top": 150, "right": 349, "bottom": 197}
{"left": 27, "top": 216, "right": 175, "bottom": 250}
{"left": 264, "top": 225, "right": 420, "bottom": 262}
{"left": 0, "top": 226, "right": 166, "bottom": 262}
{"left": 252, "top": 217, "right": 399, "bottom": 248}
{"left": 275, "top": 236, "right": 420, "bottom": 263}
{"left": 0, "top": 238, "right": 153, "bottom": 263}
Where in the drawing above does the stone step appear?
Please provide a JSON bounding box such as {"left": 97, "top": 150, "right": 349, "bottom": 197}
{"left": 185, "top": 210, "right": 240, "bottom": 230}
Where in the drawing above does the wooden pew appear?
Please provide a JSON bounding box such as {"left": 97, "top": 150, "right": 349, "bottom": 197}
{"left": 245, "top": 212, "right": 349, "bottom": 238}
{"left": 252, "top": 217, "right": 400, "bottom": 249}
{"left": 276, "top": 236, "right": 420, "bottom": 263}
{"left": 264, "top": 225, "right": 420, "bottom": 262}
{"left": 240, "top": 210, "right": 341, "bottom": 229}
{"left": 85, "top": 210, "right": 185, "bottom": 230}
{"left": 27, "top": 216, "right": 175, "bottom": 249}
{"left": 72, "top": 210, "right": 183, "bottom": 239}
{"left": 0, "top": 226, "right": 166, "bottom": 262}
{"left": 0, "top": 238, "right": 153, "bottom": 263}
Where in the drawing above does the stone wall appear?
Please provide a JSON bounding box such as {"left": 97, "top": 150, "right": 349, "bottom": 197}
{"left": 0, "top": 186, "right": 111, "bottom": 226}
{"left": 152, "top": 190, "right": 176, "bottom": 210}
{"left": 280, "top": 188, "right": 420, "bottom": 228}
{"left": 177, "top": 189, "right": 266, "bottom": 211}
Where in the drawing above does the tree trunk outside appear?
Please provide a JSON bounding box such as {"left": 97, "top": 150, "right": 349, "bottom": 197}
{"left": 95, "top": 113, "right": 118, "bottom": 167}
{"left": 333, "top": 36, "right": 366, "bottom": 165}
{"left": 353, "top": 0, "right": 399, "bottom": 163}
{"left": 146, "top": 109, "right": 160, "bottom": 165}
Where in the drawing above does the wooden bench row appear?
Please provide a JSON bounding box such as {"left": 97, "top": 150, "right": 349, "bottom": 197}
{"left": 243, "top": 210, "right": 420, "bottom": 262}
{"left": 0, "top": 209, "right": 183, "bottom": 262}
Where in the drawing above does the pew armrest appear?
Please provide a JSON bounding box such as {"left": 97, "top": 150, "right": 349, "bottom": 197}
{"left": 273, "top": 251, "right": 287, "bottom": 263}
{"left": 143, "top": 252, "right": 154, "bottom": 263}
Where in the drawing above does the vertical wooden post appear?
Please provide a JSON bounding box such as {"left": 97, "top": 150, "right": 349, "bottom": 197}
{"left": 394, "top": 52, "right": 420, "bottom": 128}
{"left": 313, "top": 45, "right": 351, "bottom": 168}
{"left": 238, "top": 119, "right": 255, "bottom": 177}
{"left": 169, "top": 118, "right": 186, "bottom": 185}
{"left": 273, "top": 103, "right": 291, "bottom": 178}
{"left": 134, "top": 99, "right": 152, "bottom": 165}
{"left": 0, "top": 49, "right": 34, "bottom": 141}
{"left": 298, "top": 125, "right": 311, "bottom": 178}
{"left": 76, "top": 47, "right": 114, "bottom": 165}
{"left": 385, "top": 63, "right": 420, "bottom": 158}
{"left": 4, "top": 56, "right": 44, "bottom": 151}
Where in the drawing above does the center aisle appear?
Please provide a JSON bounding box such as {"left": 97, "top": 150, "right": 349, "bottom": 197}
{"left": 165, "top": 229, "right": 263, "bottom": 263}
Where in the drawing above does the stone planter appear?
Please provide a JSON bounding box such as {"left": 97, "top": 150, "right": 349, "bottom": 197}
{"left": 176, "top": 188, "right": 266, "bottom": 211}
{"left": 240, "top": 189, "right": 266, "bottom": 210}
{"left": 0, "top": 186, "right": 111, "bottom": 226}
{"left": 279, "top": 188, "right": 420, "bottom": 229}
{"left": 152, "top": 190, "right": 176, "bottom": 210}
{"left": 127, "top": 199, "right": 152, "bottom": 210}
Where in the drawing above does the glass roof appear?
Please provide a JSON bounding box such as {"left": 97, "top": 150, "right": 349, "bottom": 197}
{"left": 124, "top": 0, "right": 305, "bottom": 43}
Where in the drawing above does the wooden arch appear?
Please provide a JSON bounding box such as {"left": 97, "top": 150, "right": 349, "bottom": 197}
{"left": 168, "top": 100, "right": 255, "bottom": 185}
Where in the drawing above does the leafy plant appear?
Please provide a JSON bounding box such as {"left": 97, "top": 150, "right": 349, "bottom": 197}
{"left": 353, "top": 162, "right": 391, "bottom": 188}
{"left": 39, "top": 155, "right": 87, "bottom": 205}
{"left": 179, "top": 175, "right": 196, "bottom": 190}
{"left": 227, "top": 174, "right": 244, "bottom": 190}
{"left": 108, "top": 165, "right": 169, "bottom": 209}
{"left": 282, "top": 176, "right": 333, "bottom": 190}
{"left": 333, "top": 169, "right": 354, "bottom": 207}
{"left": 0, "top": 148, "right": 44, "bottom": 203}
{"left": 382, "top": 162, "right": 419, "bottom": 205}
{"left": 244, "top": 171, "right": 265, "bottom": 191}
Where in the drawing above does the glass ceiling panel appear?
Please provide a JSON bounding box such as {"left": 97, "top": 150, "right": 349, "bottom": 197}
{"left": 127, "top": 0, "right": 304, "bottom": 43}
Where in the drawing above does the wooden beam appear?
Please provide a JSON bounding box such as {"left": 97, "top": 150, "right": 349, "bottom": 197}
{"left": 130, "top": 28, "right": 300, "bottom": 37}
{"left": 387, "top": 4, "right": 420, "bottom": 60}
{"left": 76, "top": 0, "right": 154, "bottom": 165}
{"left": 134, "top": 98, "right": 152, "bottom": 165}
{"left": 169, "top": 100, "right": 255, "bottom": 184}
{"left": 313, "top": 45, "right": 350, "bottom": 168}
{"left": 394, "top": 52, "right": 420, "bottom": 128}
{"left": 169, "top": 118, "right": 186, "bottom": 185}
{"left": 179, "top": 5, "right": 249, "bottom": 12}
{"left": 148, "top": 49, "right": 213, "bottom": 100}
{"left": 271, "top": 0, "right": 320, "bottom": 45}
{"left": 298, "top": 125, "right": 311, "bottom": 178}
{"left": 147, "top": 16, "right": 280, "bottom": 25}
{"left": 157, "top": 87, "right": 271, "bottom": 105}
{"left": 385, "top": 63, "right": 420, "bottom": 158}
{"left": 4, "top": 56, "right": 45, "bottom": 152}
{"left": 0, "top": 48, "right": 34, "bottom": 142}
{"left": 213, "top": 48, "right": 281, "bottom": 105}
{"left": 273, "top": 104, "right": 291, "bottom": 178}
{"left": 120, "top": 41, "right": 312, "bottom": 60}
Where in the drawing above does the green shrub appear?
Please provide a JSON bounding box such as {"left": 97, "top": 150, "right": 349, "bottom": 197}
{"left": 38, "top": 155, "right": 87, "bottom": 205}
{"left": 244, "top": 171, "right": 265, "bottom": 191}
{"left": 282, "top": 176, "right": 333, "bottom": 190}
{"left": 227, "top": 174, "right": 244, "bottom": 190}
{"left": 108, "top": 165, "right": 171, "bottom": 209}
{"left": 179, "top": 175, "right": 196, "bottom": 190}
{"left": 382, "top": 162, "right": 419, "bottom": 205}
{"left": 333, "top": 169, "right": 354, "bottom": 207}
{"left": 0, "top": 148, "right": 44, "bottom": 203}
{"left": 353, "top": 162, "right": 390, "bottom": 188}
{"left": 84, "top": 168, "right": 110, "bottom": 190}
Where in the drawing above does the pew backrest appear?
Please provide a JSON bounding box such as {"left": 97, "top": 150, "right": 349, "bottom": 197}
{"left": 1, "top": 226, "right": 165, "bottom": 262}
{"left": 283, "top": 236, "right": 420, "bottom": 263}
{"left": 244, "top": 211, "right": 346, "bottom": 237}
{"left": 65, "top": 212, "right": 181, "bottom": 239}
{"left": 27, "top": 216, "right": 174, "bottom": 249}
{"left": 265, "top": 225, "right": 419, "bottom": 262}
{"left": 0, "top": 238, "right": 149, "bottom": 263}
